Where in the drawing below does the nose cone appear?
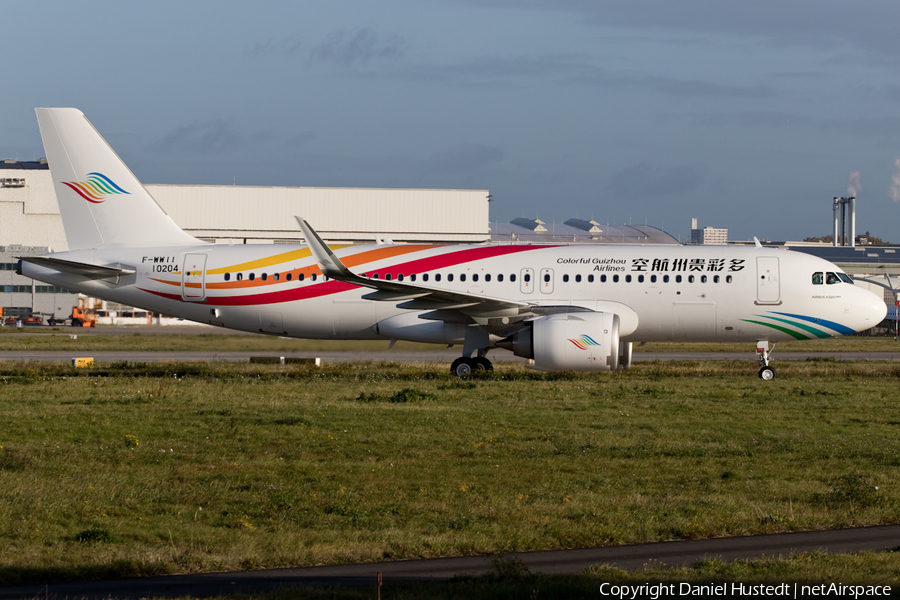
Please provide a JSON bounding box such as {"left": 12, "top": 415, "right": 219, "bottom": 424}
{"left": 853, "top": 286, "right": 887, "bottom": 332}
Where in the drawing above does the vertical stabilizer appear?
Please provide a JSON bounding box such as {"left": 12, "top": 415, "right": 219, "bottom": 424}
{"left": 35, "top": 108, "right": 201, "bottom": 250}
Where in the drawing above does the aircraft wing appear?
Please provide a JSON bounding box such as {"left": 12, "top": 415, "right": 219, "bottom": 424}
{"left": 17, "top": 256, "right": 135, "bottom": 279}
{"left": 297, "top": 217, "right": 531, "bottom": 320}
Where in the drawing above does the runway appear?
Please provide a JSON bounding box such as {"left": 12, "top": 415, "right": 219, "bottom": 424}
{"left": 2, "top": 349, "right": 900, "bottom": 364}
{"left": 1, "top": 524, "right": 898, "bottom": 599}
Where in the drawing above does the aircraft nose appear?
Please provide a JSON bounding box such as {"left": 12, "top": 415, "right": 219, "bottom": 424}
{"left": 855, "top": 287, "right": 887, "bottom": 332}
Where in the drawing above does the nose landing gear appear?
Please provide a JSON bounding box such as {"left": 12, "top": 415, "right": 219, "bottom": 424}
{"left": 756, "top": 340, "right": 776, "bottom": 380}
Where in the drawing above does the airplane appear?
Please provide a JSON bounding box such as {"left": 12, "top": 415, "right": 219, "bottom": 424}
{"left": 17, "top": 108, "right": 888, "bottom": 380}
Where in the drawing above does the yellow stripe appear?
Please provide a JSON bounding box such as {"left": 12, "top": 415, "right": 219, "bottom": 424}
{"left": 205, "top": 245, "right": 351, "bottom": 275}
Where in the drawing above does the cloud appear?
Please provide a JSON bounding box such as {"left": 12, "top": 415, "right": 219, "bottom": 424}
{"left": 245, "top": 35, "right": 304, "bottom": 57}
{"left": 151, "top": 119, "right": 274, "bottom": 155}
{"left": 607, "top": 163, "right": 703, "bottom": 198}
{"left": 310, "top": 28, "right": 405, "bottom": 66}
{"left": 425, "top": 143, "right": 504, "bottom": 174}
{"left": 286, "top": 130, "right": 317, "bottom": 147}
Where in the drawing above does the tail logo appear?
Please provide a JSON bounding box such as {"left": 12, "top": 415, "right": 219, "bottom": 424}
{"left": 568, "top": 335, "right": 600, "bottom": 350}
{"left": 61, "top": 173, "right": 129, "bottom": 204}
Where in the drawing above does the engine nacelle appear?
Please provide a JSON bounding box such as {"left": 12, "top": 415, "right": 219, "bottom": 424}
{"left": 498, "top": 312, "right": 622, "bottom": 372}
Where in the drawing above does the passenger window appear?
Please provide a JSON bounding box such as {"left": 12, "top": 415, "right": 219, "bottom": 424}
{"left": 688, "top": 275, "right": 695, "bottom": 283}
{"left": 410, "top": 274, "right": 416, "bottom": 281}
{"left": 510, "top": 274, "right": 516, "bottom": 282}
{"left": 237, "top": 273, "right": 243, "bottom": 281}
{"left": 826, "top": 272, "right": 840, "bottom": 284}
{"left": 286, "top": 273, "right": 292, "bottom": 281}
{"left": 544, "top": 273, "right": 550, "bottom": 283}
{"left": 274, "top": 273, "right": 280, "bottom": 282}
{"left": 473, "top": 274, "right": 479, "bottom": 282}
{"left": 562, "top": 274, "right": 569, "bottom": 283}
{"left": 460, "top": 274, "right": 466, "bottom": 282}
{"left": 448, "top": 274, "right": 454, "bottom": 282}
{"left": 398, "top": 274, "right": 404, "bottom": 281}
{"left": 386, "top": 273, "right": 392, "bottom": 281}
{"left": 485, "top": 274, "right": 491, "bottom": 282}
{"left": 423, "top": 273, "right": 429, "bottom": 282}
{"left": 812, "top": 272, "right": 823, "bottom": 285}
{"left": 726, "top": 275, "right": 732, "bottom": 283}
{"left": 311, "top": 273, "right": 317, "bottom": 281}
{"left": 588, "top": 274, "right": 594, "bottom": 283}
{"left": 701, "top": 275, "right": 707, "bottom": 283}
{"left": 224, "top": 273, "right": 231, "bottom": 281}
{"left": 576, "top": 274, "right": 582, "bottom": 283}
{"left": 435, "top": 274, "right": 441, "bottom": 282}
{"left": 497, "top": 274, "right": 503, "bottom": 282}
{"left": 638, "top": 275, "right": 644, "bottom": 283}
{"left": 524, "top": 273, "right": 531, "bottom": 282}
{"left": 663, "top": 275, "right": 669, "bottom": 283}
{"left": 676, "top": 275, "right": 682, "bottom": 283}
{"left": 650, "top": 275, "right": 657, "bottom": 283}
{"left": 299, "top": 273, "right": 305, "bottom": 281}
{"left": 600, "top": 274, "right": 607, "bottom": 283}
{"left": 613, "top": 275, "right": 619, "bottom": 283}
{"left": 625, "top": 275, "right": 632, "bottom": 283}
{"left": 261, "top": 273, "right": 267, "bottom": 281}
{"left": 249, "top": 273, "right": 255, "bottom": 281}
{"left": 713, "top": 275, "right": 719, "bottom": 283}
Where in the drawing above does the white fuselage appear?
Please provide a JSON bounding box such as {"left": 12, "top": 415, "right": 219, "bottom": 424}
{"left": 21, "top": 241, "right": 887, "bottom": 346}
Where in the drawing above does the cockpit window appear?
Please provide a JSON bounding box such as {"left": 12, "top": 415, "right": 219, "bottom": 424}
{"left": 837, "top": 273, "right": 853, "bottom": 284}
{"left": 812, "top": 272, "right": 823, "bottom": 285}
{"left": 826, "top": 272, "right": 840, "bottom": 284}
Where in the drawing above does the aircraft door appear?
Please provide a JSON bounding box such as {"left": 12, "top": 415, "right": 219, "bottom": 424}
{"left": 756, "top": 257, "right": 780, "bottom": 304}
{"left": 181, "top": 253, "right": 207, "bottom": 301}
{"left": 520, "top": 268, "right": 534, "bottom": 294}
{"left": 540, "top": 268, "right": 554, "bottom": 294}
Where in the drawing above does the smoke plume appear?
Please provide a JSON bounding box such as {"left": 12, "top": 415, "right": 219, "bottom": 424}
{"left": 890, "top": 159, "right": 900, "bottom": 203}
{"left": 847, "top": 170, "right": 863, "bottom": 197}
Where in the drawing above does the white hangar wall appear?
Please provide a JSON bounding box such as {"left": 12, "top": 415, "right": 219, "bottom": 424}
{"left": 147, "top": 184, "right": 491, "bottom": 244}
{"left": 0, "top": 163, "right": 491, "bottom": 250}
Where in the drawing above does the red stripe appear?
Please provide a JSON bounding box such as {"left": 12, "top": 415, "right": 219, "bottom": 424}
{"left": 63, "top": 181, "right": 104, "bottom": 203}
{"left": 355, "top": 244, "right": 551, "bottom": 277}
{"left": 139, "top": 245, "right": 554, "bottom": 307}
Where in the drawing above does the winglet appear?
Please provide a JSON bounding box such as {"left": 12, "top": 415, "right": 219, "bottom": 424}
{"left": 296, "top": 217, "right": 358, "bottom": 280}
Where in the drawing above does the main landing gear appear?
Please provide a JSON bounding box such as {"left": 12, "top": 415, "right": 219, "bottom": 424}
{"left": 756, "top": 340, "right": 776, "bottom": 380}
{"left": 450, "top": 355, "right": 493, "bottom": 377}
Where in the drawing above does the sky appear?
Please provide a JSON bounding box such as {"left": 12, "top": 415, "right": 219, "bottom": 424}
{"left": 3, "top": 0, "right": 900, "bottom": 243}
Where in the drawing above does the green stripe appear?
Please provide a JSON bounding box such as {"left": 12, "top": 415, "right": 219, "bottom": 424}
{"left": 740, "top": 319, "right": 809, "bottom": 340}
{"left": 756, "top": 315, "right": 831, "bottom": 339}
{"left": 88, "top": 176, "right": 115, "bottom": 194}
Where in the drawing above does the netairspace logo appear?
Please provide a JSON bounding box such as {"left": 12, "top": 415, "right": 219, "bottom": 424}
{"left": 598, "top": 582, "right": 892, "bottom": 599}
{"left": 61, "top": 172, "right": 129, "bottom": 203}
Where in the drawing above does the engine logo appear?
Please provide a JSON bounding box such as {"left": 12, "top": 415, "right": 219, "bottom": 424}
{"left": 568, "top": 335, "right": 600, "bottom": 350}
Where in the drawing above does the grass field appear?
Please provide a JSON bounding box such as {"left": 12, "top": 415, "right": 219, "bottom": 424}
{"left": 1, "top": 328, "right": 900, "bottom": 354}
{"left": 1, "top": 359, "right": 899, "bottom": 588}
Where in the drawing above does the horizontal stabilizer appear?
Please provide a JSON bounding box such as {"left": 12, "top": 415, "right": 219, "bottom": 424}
{"left": 18, "top": 256, "right": 135, "bottom": 279}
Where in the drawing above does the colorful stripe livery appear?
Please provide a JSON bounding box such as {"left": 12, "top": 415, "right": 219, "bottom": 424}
{"left": 139, "top": 244, "right": 554, "bottom": 306}
{"left": 740, "top": 312, "right": 852, "bottom": 340}
{"left": 61, "top": 172, "right": 129, "bottom": 203}
{"left": 568, "top": 335, "right": 600, "bottom": 350}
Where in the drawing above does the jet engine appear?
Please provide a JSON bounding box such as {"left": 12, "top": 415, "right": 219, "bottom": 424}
{"left": 497, "top": 312, "right": 623, "bottom": 372}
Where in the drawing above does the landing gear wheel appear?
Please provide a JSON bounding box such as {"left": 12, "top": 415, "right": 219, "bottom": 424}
{"left": 472, "top": 357, "right": 493, "bottom": 372}
{"left": 758, "top": 366, "right": 776, "bottom": 380}
{"left": 451, "top": 357, "right": 473, "bottom": 378}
